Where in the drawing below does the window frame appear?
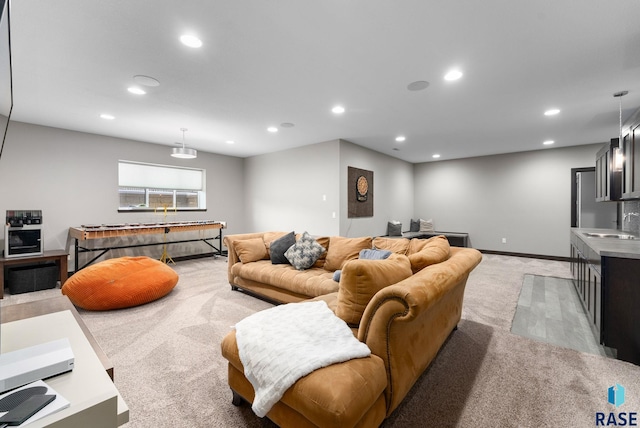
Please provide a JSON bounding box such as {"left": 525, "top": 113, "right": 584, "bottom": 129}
{"left": 117, "top": 160, "right": 206, "bottom": 212}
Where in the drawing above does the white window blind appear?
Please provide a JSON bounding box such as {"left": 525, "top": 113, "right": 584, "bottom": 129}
{"left": 118, "top": 161, "right": 203, "bottom": 190}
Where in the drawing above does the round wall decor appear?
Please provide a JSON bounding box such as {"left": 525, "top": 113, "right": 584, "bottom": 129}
{"left": 356, "top": 175, "right": 368, "bottom": 201}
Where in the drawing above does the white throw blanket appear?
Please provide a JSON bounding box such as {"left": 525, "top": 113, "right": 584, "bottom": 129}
{"left": 234, "top": 300, "right": 371, "bottom": 417}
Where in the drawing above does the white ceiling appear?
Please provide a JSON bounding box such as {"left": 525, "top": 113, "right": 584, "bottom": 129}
{"left": 8, "top": 1, "right": 640, "bottom": 163}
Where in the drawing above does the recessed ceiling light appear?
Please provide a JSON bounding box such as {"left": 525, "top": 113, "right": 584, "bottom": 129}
{"left": 543, "top": 140, "right": 555, "bottom": 145}
{"left": 444, "top": 70, "right": 463, "bottom": 81}
{"left": 133, "top": 75, "right": 160, "bottom": 87}
{"left": 332, "top": 105, "right": 345, "bottom": 114}
{"left": 180, "top": 34, "right": 202, "bottom": 48}
{"left": 395, "top": 136, "right": 406, "bottom": 142}
{"left": 100, "top": 114, "right": 115, "bottom": 120}
{"left": 432, "top": 154, "right": 441, "bottom": 158}
{"left": 407, "top": 81, "right": 430, "bottom": 91}
{"left": 267, "top": 127, "right": 278, "bottom": 133}
{"left": 127, "top": 87, "right": 146, "bottom": 95}
{"left": 226, "top": 140, "right": 235, "bottom": 145}
{"left": 544, "top": 108, "right": 560, "bottom": 116}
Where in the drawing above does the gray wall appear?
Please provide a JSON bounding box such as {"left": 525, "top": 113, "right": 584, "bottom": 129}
{"left": 413, "top": 144, "right": 602, "bottom": 257}
{"left": 1, "top": 120, "right": 611, "bottom": 261}
{"left": 0, "top": 121, "right": 246, "bottom": 265}
{"left": 244, "top": 140, "right": 341, "bottom": 236}
{"left": 578, "top": 170, "right": 617, "bottom": 229}
{"left": 243, "top": 139, "right": 414, "bottom": 239}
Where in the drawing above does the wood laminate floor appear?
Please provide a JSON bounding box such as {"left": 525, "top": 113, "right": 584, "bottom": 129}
{"left": 511, "top": 274, "right": 615, "bottom": 358}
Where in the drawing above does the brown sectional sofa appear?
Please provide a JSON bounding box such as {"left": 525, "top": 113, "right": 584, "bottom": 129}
{"left": 221, "top": 231, "right": 482, "bottom": 427}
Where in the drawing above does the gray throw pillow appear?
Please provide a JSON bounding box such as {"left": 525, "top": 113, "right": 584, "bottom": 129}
{"left": 270, "top": 231, "right": 296, "bottom": 264}
{"left": 410, "top": 219, "right": 420, "bottom": 232}
{"left": 387, "top": 222, "right": 402, "bottom": 237}
{"left": 284, "top": 232, "right": 326, "bottom": 270}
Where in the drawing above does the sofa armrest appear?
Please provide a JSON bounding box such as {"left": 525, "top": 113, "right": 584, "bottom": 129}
{"left": 223, "top": 232, "right": 267, "bottom": 284}
{"left": 357, "top": 247, "right": 482, "bottom": 415}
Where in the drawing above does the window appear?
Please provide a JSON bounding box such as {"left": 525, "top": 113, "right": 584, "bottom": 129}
{"left": 118, "top": 161, "right": 206, "bottom": 211}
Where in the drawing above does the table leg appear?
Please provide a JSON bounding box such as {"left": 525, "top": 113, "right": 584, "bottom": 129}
{"left": 59, "top": 255, "right": 68, "bottom": 285}
{"left": 74, "top": 238, "right": 79, "bottom": 273}
{"left": 0, "top": 263, "right": 4, "bottom": 299}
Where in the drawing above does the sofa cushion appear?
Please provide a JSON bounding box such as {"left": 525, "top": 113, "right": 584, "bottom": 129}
{"left": 336, "top": 253, "right": 412, "bottom": 325}
{"left": 307, "top": 291, "right": 339, "bottom": 315}
{"left": 235, "top": 237, "right": 268, "bottom": 263}
{"left": 231, "top": 261, "right": 338, "bottom": 297}
{"left": 407, "top": 234, "right": 446, "bottom": 254}
{"left": 308, "top": 235, "right": 329, "bottom": 268}
{"left": 270, "top": 231, "right": 296, "bottom": 264}
{"left": 324, "top": 236, "right": 373, "bottom": 271}
{"left": 407, "top": 235, "right": 451, "bottom": 273}
{"left": 285, "top": 232, "right": 326, "bottom": 270}
{"left": 372, "top": 236, "right": 410, "bottom": 255}
{"left": 263, "top": 231, "right": 288, "bottom": 257}
{"left": 221, "top": 329, "right": 386, "bottom": 428}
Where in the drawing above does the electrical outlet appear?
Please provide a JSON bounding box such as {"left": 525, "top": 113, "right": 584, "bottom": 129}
{"left": 502, "top": 238, "right": 507, "bottom": 244}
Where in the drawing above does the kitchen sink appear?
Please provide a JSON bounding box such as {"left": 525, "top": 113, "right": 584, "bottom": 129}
{"left": 584, "top": 232, "right": 637, "bottom": 240}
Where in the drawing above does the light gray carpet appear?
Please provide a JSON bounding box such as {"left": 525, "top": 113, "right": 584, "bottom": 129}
{"left": 3, "top": 254, "right": 640, "bottom": 427}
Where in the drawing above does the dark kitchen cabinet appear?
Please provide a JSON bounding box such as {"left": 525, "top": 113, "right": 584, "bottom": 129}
{"left": 570, "top": 235, "right": 602, "bottom": 342}
{"left": 622, "top": 121, "right": 640, "bottom": 200}
{"left": 602, "top": 256, "right": 640, "bottom": 365}
{"left": 595, "top": 138, "right": 621, "bottom": 202}
{"left": 598, "top": 106, "right": 640, "bottom": 201}
{"left": 571, "top": 230, "right": 640, "bottom": 365}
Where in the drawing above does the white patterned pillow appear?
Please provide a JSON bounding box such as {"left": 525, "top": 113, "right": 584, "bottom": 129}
{"left": 419, "top": 218, "right": 434, "bottom": 232}
{"left": 284, "top": 232, "right": 326, "bottom": 270}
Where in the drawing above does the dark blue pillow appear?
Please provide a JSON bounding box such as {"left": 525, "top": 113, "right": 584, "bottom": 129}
{"left": 410, "top": 219, "right": 420, "bottom": 232}
{"left": 270, "top": 231, "right": 296, "bottom": 264}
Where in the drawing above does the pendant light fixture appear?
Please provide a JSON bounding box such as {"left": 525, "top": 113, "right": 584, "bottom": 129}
{"left": 613, "top": 91, "right": 628, "bottom": 171}
{"left": 171, "top": 127, "right": 197, "bottom": 159}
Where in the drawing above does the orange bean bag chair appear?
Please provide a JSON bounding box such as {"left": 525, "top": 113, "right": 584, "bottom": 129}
{"left": 61, "top": 256, "right": 178, "bottom": 310}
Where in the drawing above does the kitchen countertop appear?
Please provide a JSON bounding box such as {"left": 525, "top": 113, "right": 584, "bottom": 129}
{"left": 571, "top": 227, "right": 640, "bottom": 259}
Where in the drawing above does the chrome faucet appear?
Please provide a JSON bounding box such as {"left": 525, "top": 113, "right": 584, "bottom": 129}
{"left": 623, "top": 212, "right": 640, "bottom": 222}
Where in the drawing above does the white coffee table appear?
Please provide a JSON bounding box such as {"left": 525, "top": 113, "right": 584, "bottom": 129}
{"left": 1, "top": 310, "right": 129, "bottom": 427}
